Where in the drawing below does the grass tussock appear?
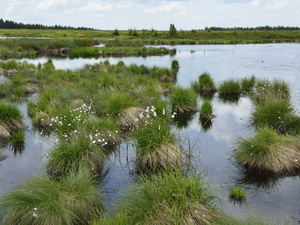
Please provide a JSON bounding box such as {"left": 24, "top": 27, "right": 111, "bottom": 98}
{"left": 170, "top": 87, "right": 197, "bottom": 114}
{"left": 218, "top": 79, "right": 241, "bottom": 95}
{"left": 114, "top": 172, "right": 220, "bottom": 225}
{"left": 228, "top": 186, "right": 247, "bottom": 201}
{"left": 234, "top": 126, "right": 300, "bottom": 175}
{"left": 199, "top": 99, "right": 215, "bottom": 120}
{"left": 241, "top": 75, "right": 256, "bottom": 91}
{"left": 253, "top": 98, "right": 300, "bottom": 134}
{"left": 46, "top": 132, "right": 106, "bottom": 177}
{"left": 195, "top": 72, "right": 217, "bottom": 93}
{"left": 0, "top": 167, "right": 102, "bottom": 225}
{"left": 134, "top": 118, "right": 183, "bottom": 172}
{"left": 0, "top": 102, "right": 25, "bottom": 131}
{"left": 10, "top": 130, "right": 25, "bottom": 143}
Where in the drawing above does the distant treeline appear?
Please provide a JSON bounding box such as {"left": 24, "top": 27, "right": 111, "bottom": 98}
{"left": 0, "top": 18, "right": 93, "bottom": 30}
{"left": 205, "top": 26, "right": 300, "bottom": 31}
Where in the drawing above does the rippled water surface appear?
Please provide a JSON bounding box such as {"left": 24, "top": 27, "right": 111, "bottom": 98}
{"left": 1, "top": 43, "right": 300, "bottom": 224}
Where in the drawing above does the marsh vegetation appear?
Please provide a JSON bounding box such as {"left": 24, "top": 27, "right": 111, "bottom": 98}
{"left": 0, "top": 41, "right": 299, "bottom": 224}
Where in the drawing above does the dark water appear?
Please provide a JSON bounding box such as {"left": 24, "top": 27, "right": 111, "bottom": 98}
{"left": 2, "top": 43, "right": 300, "bottom": 223}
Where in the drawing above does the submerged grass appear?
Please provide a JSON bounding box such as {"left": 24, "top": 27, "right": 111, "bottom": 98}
{"left": 234, "top": 126, "right": 300, "bottom": 175}
{"left": 0, "top": 167, "right": 102, "bottom": 225}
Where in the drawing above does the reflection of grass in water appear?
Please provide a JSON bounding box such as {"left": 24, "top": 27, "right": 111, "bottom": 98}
{"left": 199, "top": 117, "right": 213, "bottom": 131}
{"left": 218, "top": 93, "right": 240, "bottom": 105}
{"left": 173, "top": 112, "right": 196, "bottom": 128}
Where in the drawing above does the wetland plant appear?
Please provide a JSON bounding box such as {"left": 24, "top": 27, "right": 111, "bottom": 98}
{"left": 228, "top": 185, "right": 247, "bottom": 201}
{"left": 0, "top": 167, "right": 102, "bottom": 225}
{"left": 114, "top": 172, "right": 219, "bottom": 224}
{"left": 253, "top": 98, "right": 300, "bottom": 134}
{"left": 170, "top": 87, "right": 197, "bottom": 114}
{"left": 171, "top": 59, "right": 179, "bottom": 68}
{"left": 218, "top": 79, "right": 241, "bottom": 95}
{"left": 134, "top": 118, "right": 183, "bottom": 172}
{"left": 253, "top": 79, "right": 290, "bottom": 105}
{"left": 106, "top": 92, "right": 135, "bottom": 117}
{"left": 241, "top": 75, "right": 256, "bottom": 91}
{"left": 234, "top": 126, "right": 300, "bottom": 175}
{"left": 191, "top": 72, "right": 217, "bottom": 93}
{"left": 46, "top": 132, "right": 106, "bottom": 177}
{"left": 0, "top": 102, "right": 25, "bottom": 131}
{"left": 10, "top": 130, "right": 25, "bottom": 143}
{"left": 199, "top": 99, "right": 215, "bottom": 120}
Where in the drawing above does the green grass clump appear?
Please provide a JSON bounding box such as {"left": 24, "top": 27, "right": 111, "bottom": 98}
{"left": 46, "top": 132, "right": 106, "bottom": 176}
{"left": 192, "top": 72, "right": 217, "bottom": 93}
{"left": 0, "top": 167, "right": 102, "bottom": 225}
{"left": 218, "top": 79, "right": 241, "bottom": 95}
{"left": 0, "top": 102, "right": 23, "bottom": 122}
{"left": 170, "top": 87, "right": 197, "bottom": 114}
{"left": 10, "top": 130, "right": 25, "bottom": 143}
{"left": 234, "top": 126, "right": 300, "bottom": 174}
{"left": 199, "top": 99, "right": 215, "bottom": 119}
{"left": 0, "top": 81, "right": 13, "bottom": 97}
{"left": 134, "top": 118, "right": 183, "bottom": 171}
{"left": 0, "top": 102, "right": 25, "bottom": 131}
{"left": 171, "top": 59, "right": 179, "bottom": 68}
{"left": 253, "top": 79, "right": 290, "bottom": 105}
{"left": 106, "top": 92, "right": 135, "bottom": 117}
{"left": 228, "top": 185, "right": 247, "bottom": 201}
{"left": 113, "top": 172, "right": 219, "bottom": 224}
{"left": 241, "top": 75, "right": 256, "bottom": 91}
{"left": 99, "top": 72, "right": 117, "bottom": 88}
{"left": 253, "top": 98, "right": 296, "bottom": 134}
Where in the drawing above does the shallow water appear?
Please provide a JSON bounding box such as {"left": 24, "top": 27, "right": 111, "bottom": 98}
{"left": 1, "top": 43, "right": 300, "bottom": 223}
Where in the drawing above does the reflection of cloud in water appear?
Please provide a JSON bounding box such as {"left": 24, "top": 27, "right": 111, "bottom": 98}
{"left": 206, "top": 97, "right": 254, "bottom": 145}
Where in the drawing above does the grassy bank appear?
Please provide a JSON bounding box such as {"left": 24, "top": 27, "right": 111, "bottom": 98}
{"left": 1, "top": 29, "right": 300, "bottom": 44}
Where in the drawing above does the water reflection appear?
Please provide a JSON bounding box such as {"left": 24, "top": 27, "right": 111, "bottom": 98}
{"left": 173, "top": 112, "right": 197, "bottom": 128}
{"left": 10, "top": 142, "right": 25, "bottom": 155}
{"left": 199, "top": 117, "right": 213, "bottom": 131}
{"left": 218, "top": 94, "right": 241, "bottom": 105}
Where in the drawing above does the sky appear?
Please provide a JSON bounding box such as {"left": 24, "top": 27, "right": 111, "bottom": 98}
{"left": 1, "top": 0, "right": 299, "bottom": 30}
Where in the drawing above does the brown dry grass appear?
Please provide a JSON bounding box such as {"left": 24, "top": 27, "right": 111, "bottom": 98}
{"left": 140, "top": 143, "right": 184, "bottom": 171}
{"left": 173, "top": 106, "right": 198, "bottom": 115}
{"left": 118, "top": 107, "right": 145, "bottom": 130}
{"left": 0, "top": 124, "right": 10, "bottom": 139}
